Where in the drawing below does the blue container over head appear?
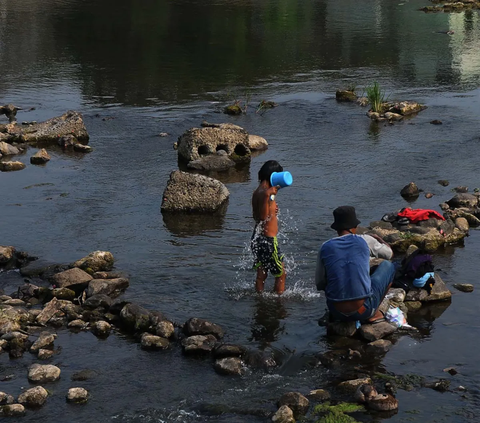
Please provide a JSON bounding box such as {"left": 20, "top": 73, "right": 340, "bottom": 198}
{"left": 270, "top": 171, "right": 293, "bottom": 188}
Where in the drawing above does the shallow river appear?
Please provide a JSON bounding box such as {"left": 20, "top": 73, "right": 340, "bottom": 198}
{"left": 1, "top": 0, "right": 480, "bottom": 422}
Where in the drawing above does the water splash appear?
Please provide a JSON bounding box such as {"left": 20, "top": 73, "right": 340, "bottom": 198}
{"left": 227, "top": 211, "right": 320, "bottom": 300}
{"left": 111, "top": 402, "right": 200, "bottom": 422}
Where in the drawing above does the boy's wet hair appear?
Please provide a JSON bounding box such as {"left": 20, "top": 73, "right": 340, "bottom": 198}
{"left": 258, "top": 160, "right": 283, "bottom": 183}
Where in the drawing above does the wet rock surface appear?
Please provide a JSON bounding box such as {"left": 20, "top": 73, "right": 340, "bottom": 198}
{"left": 277, "top": 392, "right": 309, "bottom": 418}
{"left": 18, "top": 386, "right": 49, "bottom": 407}
{"left": 184, "top": 317, "right": 224, "bottom": 339}
{"left": 28, "top": 364, "right": 61, "bottom": 383}
{"left": 66, "top": 387, "right": 88, "bottom": 403}
{"left": 214, "top": 357, "right": 243, "bottom": 375}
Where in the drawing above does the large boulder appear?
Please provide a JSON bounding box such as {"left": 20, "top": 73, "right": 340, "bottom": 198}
{"left": 13, "top": 111, "right": 89, "bottom": 144}
{"left": 50, "top": 268, "right": 93, "bottom": 290}
{"left": 73, "top": 251, "right": 115, "bottom": 274}
{"left": 161, "top": 171, "right": 229, "bottom": 213}
{"left": 405, "top": 273, "right": 451, "bottom": 302}
{"left": 447, "top": 193, "right": 478, "bottom": 209}
{"left": 86, "top": 278, "right": 129, "bottom": 298}
{"left": 177, "top": 123, "right": 250, "bottom": 162}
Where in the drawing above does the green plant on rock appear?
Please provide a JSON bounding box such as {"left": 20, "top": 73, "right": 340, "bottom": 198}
{"left": 314, "top": 402, "right": 364, "bottom": 423}
{"left": 316, "top": 411, "right": 360, "bottom": 423}
{"left": 366, "top": 81, "right": 387, "bottom": 113}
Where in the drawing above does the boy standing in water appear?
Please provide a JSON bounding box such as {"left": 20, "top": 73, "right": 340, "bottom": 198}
{"left": 251, "top": 160, "right": 286, "bottom": 295}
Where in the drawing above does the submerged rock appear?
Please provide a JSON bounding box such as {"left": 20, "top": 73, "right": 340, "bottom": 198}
{"left": 66, "top": 387, "right": 88, "bottom": 403}
{"left": 18, "top": 386, "right": 48, "bottom": 407}
{"left": 277, "top": 392, "right": 309, "bottom": 418}
{"left": 0, "top": 392, "right": 14, "bottom": 405}
{"left": 336, "top": 90, "right": 357, "bottom": 102}
{"left": 213, "top": 344, "right": 246, "bottom": 358}
{"left": 453, "top": 283, "right": 474, "bottom": 293}
{"left": 161, "top": 171, "right": 230, "bottom": 213}
{"left": 327, "top": 320, "right": 357, "bottom": 337}
{"left": 214, "top": 357, "right": 243, "bottom": 376}
{"left": 28, "top": 364, "right": 61, "bottom": 383}
{"left": 120, "top": 303, "right": 151, "bottom": 333}
{"left": 366, "top": 339, "right": 392, "bottom": 353}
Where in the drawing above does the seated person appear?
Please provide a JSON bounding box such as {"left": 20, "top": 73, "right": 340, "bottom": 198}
{"left": 315, "top": 206, "right": 396, "bottom": 323}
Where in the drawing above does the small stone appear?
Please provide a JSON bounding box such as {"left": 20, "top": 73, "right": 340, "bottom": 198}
{"left": 338, "top": 377, "right": 373, "bottom": 392}
{"left": 214, "top": 357, "right": 243, "bottom": 376}
{"left": 386, "top": 288, "right": 406, "bottom": 303}
{"left": 272, "top": 405, "right": 295, "bottom": 423}
{"left": 181, "top": 334, "right": 217, "bottom": 354}
{"left": 73, "top": 251, "right": 115, "bottom": 273}
{"left": 213, "top": 344, "right": 246, "bottom": 359}
{"left": 30, "top": 331, "right": 56, "bottom": 352}
{"left": 28, "top": 364, "right": 61, "bottom": 383}
{"left": 443, "top": 367, "right": 458, "bottom": 375}
{"left": 18, "top": 386, "right": 48, "bottom": 407}
{"left": 453, "top": 284, "right": 474, "bottom": 293}
{"left": 0, "top": 392, "right": 14, "bottom": 405}
{"left": 430, "top": 120, "right": 443, "bottom": 125}
{"left": 68, "top": 319, "right": 88, "bottom": 329}
{"left": 425, "top": 193, "right": 434, "bottom": 199}
{"left": 438, "top": 180, "right": 450, "bottom": 187}
{"left": 38, "top": 349, "right": 55, "bottom": 360}
{"left": 0, "top": 403, "right": 25, "bottom": 416}
{"left": 140, "top": 333, "right": 169, "bottom": 350}
{"left": 425, "top": 379, "right": 450, "bottom": 392}
{"left": 52, "top": 288, "right": 76, "bottom": 301}
{"left": 184, "top": 317, "right": 224, "bottom": 339}
{"left": 327, "top": 320, "right": 357, "bottom": 337}
{"left": 277, "top": 392, "right": 309, "bottom": 418}
{"left": 336, "top": 90, "right": 357, "bottom": 102}
{"left": 401, "top": 182, "right": 420, "bottom": 199}
{"left": 30, "top": 149, "right": 51, "bottom": 165}
{"left": 158, "top": 132, "right": 169, "bottom": 137}
{"left": 307, "top": 389, "right": 331, "bottom": 401}
{"left": 454, "top": 186, "right": 468, "bottom": 193}
{"left": 36, "top": 297, "right": 62, "bottom": 325}
{"left": 66, "top": 387, "right": 88, "bottom": 403}
{"left": 90, "top": 321, "right": 111, "bottom": 338}
{"left": 366, "top": 339, "right": 392, "bottom": 353}
{"left": 155, "top": 320, "right": 175, "bottom": 339}
{"left": 3, "top": 299, "right": 25, "bottom": 306}
{"left": 359, "top": 321, "right": 396, "bottom": 341}
{"left": 73, "top": 144, "right": 93, "bottom": 153}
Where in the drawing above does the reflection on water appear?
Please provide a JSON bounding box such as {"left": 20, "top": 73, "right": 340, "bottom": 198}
{"left": 178, "top": 161, "right": 252, "bottom": 184}
{"left": 250, "top": 296, "right": 288, "bottom": 349}
{"left": 162, "top": 205, "right": 227, "bottom": 237}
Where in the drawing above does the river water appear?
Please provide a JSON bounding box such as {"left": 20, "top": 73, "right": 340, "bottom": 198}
{"left": 1, "top": 0, "right": 480, "bottom": 422}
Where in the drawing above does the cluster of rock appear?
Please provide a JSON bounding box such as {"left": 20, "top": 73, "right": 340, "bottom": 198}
{"left": 162, "top": 121, "right": 268, "bottom": 213}
{"left": 335, "top": 91, "right": 427, "bottom": 122}
{"left": 421, "top": 0, "right": 480, "bottom": 12}
{"left": 0, "top": 245, "right": 283, "bottom": 417}
{"left": 0, "top": 109, "right": 91, "bottom": 172}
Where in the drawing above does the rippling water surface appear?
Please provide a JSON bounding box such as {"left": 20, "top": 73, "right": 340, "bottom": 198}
{"left": 1, "top": 0, "right": 480, "bottom": 421}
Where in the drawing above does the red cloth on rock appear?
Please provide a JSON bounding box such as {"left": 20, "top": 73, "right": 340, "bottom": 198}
{"left": 397, "top": 208, "right": 445, "bottom": 223}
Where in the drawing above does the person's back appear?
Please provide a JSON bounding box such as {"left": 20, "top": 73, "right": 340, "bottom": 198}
{"left": 320, "top": 234, "right": 371, "bottom": 302}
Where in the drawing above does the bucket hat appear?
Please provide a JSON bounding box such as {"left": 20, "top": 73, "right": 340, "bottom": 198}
{"left": 331, "top": 206, "right": 361, "bottom": 231}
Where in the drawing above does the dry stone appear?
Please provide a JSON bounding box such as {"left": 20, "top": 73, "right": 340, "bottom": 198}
{"left": 0, "top": 141, "right": 19, "bottom": 156}
{"left": 30, "top": 332, "right": 56, "bottom": 352}
{"left": 307, "top": 389, "right": 331, "bottom": 401}
{"left": 359, "top": 321, "right": 396, "bottom": 341}
{"left": 161, "top": 171, "right": 229, "bottom": 213}
{"left": 338, "top": 377, "right": 373, "bottom": 392}
{"left": 38, "top": 349, "right": 55, "bottom": 360}
{"left": 247, "top": 134, "right": 268, "bottom": 150}
{"left": 28, "top": 364, "right": 61, "bottom": 383}
{"left": 36, "top": 297, "right": 62, "bottom": 325}
{"left": 155, "top": 320, "right": 175, "bottom": 338}
{"left": 0, "top": 404, "right": 25, "bottom": 416}
{"left": 0, "top": 246, "right": 15, "bottom": 265}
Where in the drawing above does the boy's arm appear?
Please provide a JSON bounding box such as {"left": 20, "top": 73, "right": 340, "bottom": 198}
{"left": 315, "top": 249, "right": 327, "bottom": 291}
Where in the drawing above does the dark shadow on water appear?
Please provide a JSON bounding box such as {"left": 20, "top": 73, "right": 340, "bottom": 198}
{"left": 249, "top": 296, "right": 288, "bottom": 350}
{"left": 406, "top": 300, "right": 451, "bottom": 336}
{"left": 162, "top": 204, "right": 228, "bottom": 237}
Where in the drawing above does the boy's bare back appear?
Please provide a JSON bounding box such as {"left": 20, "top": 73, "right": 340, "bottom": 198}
{"left": 252, "top": 182, "right": 278, "bottom": 237}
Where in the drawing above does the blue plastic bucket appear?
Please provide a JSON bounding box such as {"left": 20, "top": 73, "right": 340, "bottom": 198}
{"left": 270, "top": 171, "right": 293, "bottom": 188}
